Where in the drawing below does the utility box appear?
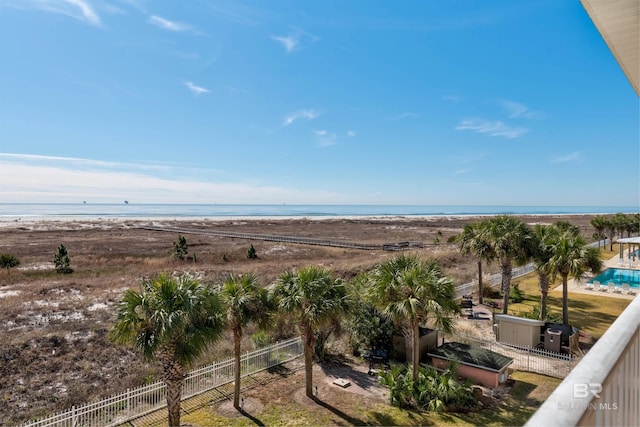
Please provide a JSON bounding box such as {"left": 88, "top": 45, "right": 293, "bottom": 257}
{"left": 544, "top": 328, "right": 562, "bottom": 352}
{"left": 494, "top": 314, "right": 545, "bottom": 348}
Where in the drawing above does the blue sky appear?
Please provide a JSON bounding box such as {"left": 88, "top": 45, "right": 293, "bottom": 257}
{"left": 0, "top": 0, "right": 638, "bottom": 206}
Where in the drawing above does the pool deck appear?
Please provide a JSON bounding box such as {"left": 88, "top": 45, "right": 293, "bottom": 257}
{"left": 556, "top": 251, "right": 639, "bottom": 300}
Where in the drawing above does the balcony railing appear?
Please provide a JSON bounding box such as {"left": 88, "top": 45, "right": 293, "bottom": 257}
{"left": 525, "top": 294, "right": 640, "bottom": 426}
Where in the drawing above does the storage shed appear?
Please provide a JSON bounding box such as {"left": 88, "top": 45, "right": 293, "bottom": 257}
{"left": 428, "top": 342, "right": 513, "bottom": 388}
{"left": 494, "top": 314, "right": 545, "bottom": 348}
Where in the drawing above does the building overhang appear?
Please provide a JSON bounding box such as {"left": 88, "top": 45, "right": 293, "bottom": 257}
{"left": 580, "top": 0, "right": 639, "bottom": 96}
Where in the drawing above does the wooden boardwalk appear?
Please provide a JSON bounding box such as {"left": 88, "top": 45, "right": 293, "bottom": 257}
{"left": 141, "top": 225, "right": 423, "bottom": 251}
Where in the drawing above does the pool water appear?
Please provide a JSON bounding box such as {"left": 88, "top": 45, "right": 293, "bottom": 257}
{"left": 589, "top": 268, "right": 640, "bottom": 288}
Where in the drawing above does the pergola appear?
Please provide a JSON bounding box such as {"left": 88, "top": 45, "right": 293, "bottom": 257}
{"left": 616, "top": 236, "right": 640, "bottom": 266}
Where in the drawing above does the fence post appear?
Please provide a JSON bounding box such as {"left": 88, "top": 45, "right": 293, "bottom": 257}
{"left": 126, "top": 388, "right": 131, "bottom": 418}
{"left": 72, "top": 406, "right": 77, "bottom": 427}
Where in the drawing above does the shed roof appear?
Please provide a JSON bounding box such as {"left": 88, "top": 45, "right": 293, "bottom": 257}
{"left": 495, "top": 314, "right": 546, "bottom": 326}
{"left": 428, "top": 342, "right": 513, "bottom": 372}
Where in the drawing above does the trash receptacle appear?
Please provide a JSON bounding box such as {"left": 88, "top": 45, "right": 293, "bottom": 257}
{"left": 544, "top": 328, "right": 562, "bottom": 352}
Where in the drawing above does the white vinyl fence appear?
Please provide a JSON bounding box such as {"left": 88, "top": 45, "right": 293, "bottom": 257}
{"left": 453, "top": 334, "right": 576, "bottom": 379}
{"left": 454, "top": 263, "right": 536, "bottom": 299}
{"left": 22, "top": 337, "right": 303, "bottom": 427}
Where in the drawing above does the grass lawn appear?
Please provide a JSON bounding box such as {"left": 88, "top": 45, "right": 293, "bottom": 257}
{"left": 174, "top": 368, "right": 561, "bottom": 427}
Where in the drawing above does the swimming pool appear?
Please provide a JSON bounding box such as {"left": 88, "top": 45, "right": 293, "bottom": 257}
{"left": 589, "top": 268, "right": 640, "bottom": 289}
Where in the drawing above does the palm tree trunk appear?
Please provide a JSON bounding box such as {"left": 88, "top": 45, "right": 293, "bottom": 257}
{"left": 233, "top": 328, "right": 242, "bottom": 409}
{"left": 562, "top": 274, "right": 569, "bottom": 325}
{"left": 412, "top": 321, "right": 420, "bottom": 382}
{"left": 538, "top": 271, "right": 549, "bottom": 320}
{"left": 304, "top": 329, "right": 315, "bottom": 398}
{"left": 477, "top": 260, "right": 483, "bottom": 305}
{"left": 501, "top": 261, "right": 513, "bottom": 314}
{"left": 163, "top": 359, "right": 184, "bottom": 427}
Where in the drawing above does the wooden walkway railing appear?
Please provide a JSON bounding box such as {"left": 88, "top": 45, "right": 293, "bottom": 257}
{"left": 141, "top": 225, "right": 423, "bottom": 251}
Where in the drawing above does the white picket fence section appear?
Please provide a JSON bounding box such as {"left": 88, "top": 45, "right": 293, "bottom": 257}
{"left": 22, "top": 337, "right": 303, "bottom": 427}
{"left": 454, "top": 263, "right": 536, "bottom": 299}
{"left": 453, "top": 334, "right": 575, "bottom": 379}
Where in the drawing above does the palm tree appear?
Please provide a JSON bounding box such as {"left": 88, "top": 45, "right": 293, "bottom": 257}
{"left": 482, "top": 216, "right": 533, "bottom": 314}
{"left": 532, "top": 222, "right": 582, "bottom": 321}
{"left": 272, "top": 265, "right": 349, "bottom": 398}
{"left": 110, "top": 273, "right": 226, "bottom": 427}
{"left": 367, "top": 254, "right": 459, "bottom": 381}
{"left": 590, "top": 216, "right": 608, "bottom": 248}
{"left": 221, "top": 273, "right": 271, "bottom": 409}
{"left": 547, "top": 229, "right": 603, "bottom": 325}
{"left": 457, "top": 223, "right": 496, "bottom": 304}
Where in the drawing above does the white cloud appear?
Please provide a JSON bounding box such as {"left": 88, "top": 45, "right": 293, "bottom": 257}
{"left": 500, "top": 99, "right": 540, "bottom": 119}
{"left": 282, "top": 109, "right": 319, "bottom": 126}
{"left": 455, "top": 119, "right": 528, "bottom": 139}
{"left": 271, "top": 35, "right": 299, "bottom": 53}
{"left": 314, "top": 130, "right": 337, "bottom": 147}
{"left": 148, "top": 15, "right": 191, "bottom": 32}
{"left": 184, "top": 82, "right": 209, "bottom": 96}
{"left": 2, "top": 0, "right": 102, "bottom": 26}
{"left": 347, "top": 131, "right": 357, "bottom": 137}
{"left": 271, "top": 29, "right": 319, "bottom": 53}
{"left": 0, "top": 153, "right": 349, "bottom": 204}
{"left": 390, "top": 112, "right": 419, "bottom": 120}
{"left": 551, "top": 151, "right": 583, "bottom": 163}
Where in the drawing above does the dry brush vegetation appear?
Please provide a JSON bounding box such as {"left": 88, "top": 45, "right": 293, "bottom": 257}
{"left": 0, "top": 215, "right": 598, "bottom": 425}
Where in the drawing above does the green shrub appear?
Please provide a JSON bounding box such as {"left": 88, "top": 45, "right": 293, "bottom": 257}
{"left": 521, "top": 304, "right": 562, "bottom": 323}
{"left": 379, "top": 364, "right": 479, "bottom": 413}
{"left": 0, "top": 253, "right": 20, "bottom": 273}
{"left": 347, "top": 300, "right": 394, "bottom": 356}
{"left": 53, "top": 244, "right": 73, "bottom": 274}
{"left": 509, "top": 283, "right": 524, "bottom": 303}
{"left": 173, "top": 235, "right": 188, "bottom": 260}
{"left": 246, "top": 244, "right": 258, "bottom": 259}
{"left": 250, "top": 331, "right": 272, "bottom": 349}
{"left": 482, "top": 286, "right": 501, "bottom": 298}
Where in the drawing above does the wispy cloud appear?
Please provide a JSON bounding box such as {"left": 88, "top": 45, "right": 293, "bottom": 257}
{"left": 455, "top": 119, "right": 528, "bottom": 139}
{"left": 346, "top": 130, "right": 357, "bottom": 137}
{"left": 148, "top": 15, "right": 192, "bottom": 32}
{"left": 500, "top": 99, "right": 540, "bottom": 119}
{"left": 271, "top": 35, "right": 299, "bottom": 53}
{"left": 452, "top": 168, "right": 471, "bottom": 175}
{"left": 271, "top": 29, "right": 319, "bottom": 53}
{"left": 282, "top": 109, "right": 319, "bottom": 126}
{"left": 551, "top": 151, "right": 583, "bottom": 163}
{"left": 389, "top": 112, "right": 419, "bottom": 121}
{"left": 0, "top": 153, "right": 350, "bottom": 204}
{"left": 184, "top": 82, "right": 209, "bottom": 96}
{"left": 314, "top": 130, "right": 337, "bottom": 147}
{"left": 2, "top": 0, "right": 102, "bottom": 26}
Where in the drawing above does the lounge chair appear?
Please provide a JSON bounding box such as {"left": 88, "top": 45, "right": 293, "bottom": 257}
{"left": 599, "top": 281, "right": 608, "bottom": 292}
{"left": 585, "top": 282, "right": 595, "bottom": 291}
{"left": 622, "top": 283, "right": 630, "bottom": 294}
{"left": 607, "top": 282, "right": 617, "bottom": 293}
{"left": 612, "top": 283, "right": 622, "bottom": 294}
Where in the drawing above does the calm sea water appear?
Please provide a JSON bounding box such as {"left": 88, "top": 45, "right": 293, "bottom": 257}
{"left": 0, "top": 204, "right": 637, "bottom": 219}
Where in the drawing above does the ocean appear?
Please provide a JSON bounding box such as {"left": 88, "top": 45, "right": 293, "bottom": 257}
{"left": 0, "top": 203, "right": 637, "bottom": 219}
